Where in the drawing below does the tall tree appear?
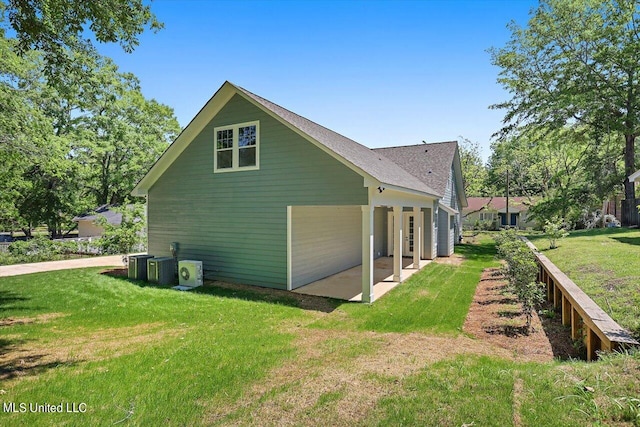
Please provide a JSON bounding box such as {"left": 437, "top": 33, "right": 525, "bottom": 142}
{"left": 1, "top": 0, "right": 162, "bottom": 78}
{"left": 458, "top": 137, "right": 489, "bottom": 197}
{"left": 490, "top": 0, "right": 640, "bottom": 215}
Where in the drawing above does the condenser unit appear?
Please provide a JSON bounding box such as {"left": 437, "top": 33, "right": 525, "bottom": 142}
{"left": 147, "top": 257, "right": 175, "bottom": 285}
{"left": 128, "top": 254, "right": 154, "bottom": 280}
{"left": 176, "top": 260, "right": 203, "bottom": 289}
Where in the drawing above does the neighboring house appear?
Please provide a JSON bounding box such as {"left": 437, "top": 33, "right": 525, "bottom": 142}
{"left": 73, "top": 205, "right": 122, "bottom": 237}
{"left": 463, "top": 197, "right": 535, "bottom": 229}
{"left": 132, "top": 81, "right": 467, "bottom": 302}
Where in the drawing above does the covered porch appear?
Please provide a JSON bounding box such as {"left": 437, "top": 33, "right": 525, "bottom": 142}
{"left": 293, "top": 257, "right": 431, "bottom": 301}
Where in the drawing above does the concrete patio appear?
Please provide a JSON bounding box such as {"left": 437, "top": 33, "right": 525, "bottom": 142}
{"left": 293, "top": 257, "right": 431, "bottom": 302}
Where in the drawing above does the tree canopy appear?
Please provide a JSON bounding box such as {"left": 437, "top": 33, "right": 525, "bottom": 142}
{"left": 0, "top": 0, "right": 178, "bottom": 236}
{"left": 490, "top": 0, "right": 640, "bottom": 208}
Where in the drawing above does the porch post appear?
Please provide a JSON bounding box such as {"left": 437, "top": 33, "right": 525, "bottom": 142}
{"left": 413, "top": 206, "right": 422, "bottom": 268}
{"left": 361, "top": 205, "right": 374, "bottom": 303}
{"left": 393, "top": 206, "right": 403, "bottom": 282}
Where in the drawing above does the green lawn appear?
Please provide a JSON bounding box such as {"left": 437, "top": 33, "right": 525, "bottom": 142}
{"left": 527, "top": 228, "right": 640, "bottom": 337}
{"left": 1, "top": 237, "right": 639, "bottom": 426}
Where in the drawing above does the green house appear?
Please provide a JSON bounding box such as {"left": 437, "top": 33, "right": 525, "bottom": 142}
{"left": 132, "top": 82, "right": 466, "bottom": 302}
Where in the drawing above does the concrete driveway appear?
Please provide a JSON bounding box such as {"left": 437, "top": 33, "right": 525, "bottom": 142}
{"left": 0, "top": 255, "right": 126, "bottom": 278}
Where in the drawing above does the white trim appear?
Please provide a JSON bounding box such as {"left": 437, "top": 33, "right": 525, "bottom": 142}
{"left": 393, "top": 206, "right": 403, "bottom": 282}
{"left": 438, "top": 203, "right": 459, "bottom": 215}
{"left": 630, "top": 169, "right": 640, "bottom": 183}
{"left": 131, "top": 83, "right": 235, "bottom": 196}
{"left": 361, "top": 204, "right": 375, "bottom": 303}
{"left": 413, "top": 207, "right": 422, "bottom": 268}
{"left": 214, "top": 120, "right": 260, "bottom": 173}
{"left": 286, "top": 206, "right": 292, "bottom": 291}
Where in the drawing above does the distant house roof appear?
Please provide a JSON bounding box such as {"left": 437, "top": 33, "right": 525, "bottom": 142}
{"left": 73, "top": 205, "right": 122, "bottom": 225}
{"left": 132, "top": 81, "right": 446, "bottom": 198}
{"left": 373, "top": 142, "right": 467, "bottom": 208}
{"left": 464, "top": 197, "right": 535, "bottom": 213}
{"left": 630, "top": 170, "right": 640, "bottom": 183}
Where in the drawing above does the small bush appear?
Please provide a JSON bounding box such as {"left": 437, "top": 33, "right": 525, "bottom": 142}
{"left": 96, "top": 204, "right": 146, "bottom": 255}
{"left": 543, "top": 218, "right": 569, "bottom": 249}
{"left": 495, "top": 229, "right": 545, "bottom": 332}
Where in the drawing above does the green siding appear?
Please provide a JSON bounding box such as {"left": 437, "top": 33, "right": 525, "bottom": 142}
{"left": 147, "top": 94, "right": 367, "bottom": 288}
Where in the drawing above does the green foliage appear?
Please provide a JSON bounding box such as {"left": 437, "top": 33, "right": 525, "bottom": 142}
{"left": 96, "top": 204, "right": 146, "bottom": 254}
{"left": 2, "top": 0, "right": 162, "bottom": 81}
{"left": 4, "top": 235, "right": 77, "bottom": 263}
{"left": 495, "top": 229, "right": 545, "bottom": 331}
{"left": 458, "top": 137, "right": 489, "bottom": 197}
{"left": 490, "top": 0, "right": 640, "bottom": 203}
{"left": 544, "top": 217, "right": 570, "bottom": 249}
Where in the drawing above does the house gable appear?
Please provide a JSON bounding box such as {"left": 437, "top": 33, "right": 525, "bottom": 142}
{"left": 147, "top": 93, "right": 367, "bottom": 288}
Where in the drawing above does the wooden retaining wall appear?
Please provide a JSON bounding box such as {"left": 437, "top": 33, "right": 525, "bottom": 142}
{"left": 523, "top": 238, "right": 638, "bottom": 361}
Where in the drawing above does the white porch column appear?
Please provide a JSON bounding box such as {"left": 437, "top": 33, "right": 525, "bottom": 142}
{"left": 393, "top": 206, "right": 403, "bottom": 282}
{"left": 361, "top": 205, "right": 375, "bottom": 303}
{"left": 413, "top": 206, "right": 422, "bottom": 268}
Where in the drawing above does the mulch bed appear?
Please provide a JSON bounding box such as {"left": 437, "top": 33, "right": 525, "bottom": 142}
{"left": 464, "top": 267, "right": 580, "bottom": 362}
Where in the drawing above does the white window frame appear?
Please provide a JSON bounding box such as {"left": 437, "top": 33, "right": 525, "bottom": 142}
{"left": 479, "top": 212, "right": 494, "bottom": 221}
{"left": 214, "top": 120, "right": 260, "bottom": 173}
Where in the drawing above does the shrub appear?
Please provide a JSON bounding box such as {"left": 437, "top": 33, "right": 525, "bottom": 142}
{"left": 543, "top": 217, "right": 569, "bottom": 249}
{"left": 96, "top": 204, "right": 146, "bottom": 255}
{"left": 495, "top": 230, "right": 545, "bottom": 332}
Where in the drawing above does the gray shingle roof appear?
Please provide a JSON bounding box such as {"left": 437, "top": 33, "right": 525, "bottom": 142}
{"left": 373, "top": 142, "right": 458, "bottom": 196}
{"left": 73, "top": 205, "right": 122, "bottom": 225}
{"left": 234, "top": 84, "right": 441, "bottom": 197}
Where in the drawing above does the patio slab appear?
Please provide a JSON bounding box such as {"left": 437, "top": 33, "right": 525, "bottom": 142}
{"left": 293, "top": 257, "right": 431, "bottom": 302}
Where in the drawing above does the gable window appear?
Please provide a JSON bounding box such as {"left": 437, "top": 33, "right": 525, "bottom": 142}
{"left": 214, "top": 121, "right": 259, "bottom": 172}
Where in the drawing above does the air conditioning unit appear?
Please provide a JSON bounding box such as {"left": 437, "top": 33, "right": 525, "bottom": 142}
{"left": 147, "top": 257, "right": 175, "bottom": 285}
{"left": 128, "top": 254, "right": 154, "bottom": 280}
{"left": 178, "top": 260, "right": 203, "bottom": 288}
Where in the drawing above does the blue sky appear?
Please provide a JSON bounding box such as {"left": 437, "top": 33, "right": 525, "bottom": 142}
{"left": 99, "top": 0, "right": 538, "bottom": 162}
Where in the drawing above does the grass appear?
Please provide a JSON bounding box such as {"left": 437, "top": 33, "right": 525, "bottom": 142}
{"left": 310, "top": 236, "right": 499, "bottom": 334}
{"left": 1, "top": 235, "right": 639, "bottom": 426}
{"left": 526, "top": 227, "right": 640, "bottom": 337}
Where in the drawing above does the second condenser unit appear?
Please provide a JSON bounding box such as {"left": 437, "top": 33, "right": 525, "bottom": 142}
{"left": 147, "top": 257, "right": 175, "bottom": 285}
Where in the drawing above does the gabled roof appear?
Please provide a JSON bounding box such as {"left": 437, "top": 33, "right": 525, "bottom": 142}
{"left": 73, "top": 205, "right": 122, "bottom": 225}
{"left": 132, "top": 81, "right": 440, "bottom": 198}
{"left": 373, "top": 142, "right": 468, "bottom": 208}
{"left": 464, "top": 197, "right": 535, "bottom": 212}
{"left": 629, "top": 169, "right": 640, "bottom": 183}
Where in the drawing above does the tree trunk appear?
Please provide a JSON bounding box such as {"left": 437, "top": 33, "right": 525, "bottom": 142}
{"left": 624, "top": 133, "right": 636, "bottom": 201}
{"left": 621, "top": 132, "right": 638, "bottom": 226}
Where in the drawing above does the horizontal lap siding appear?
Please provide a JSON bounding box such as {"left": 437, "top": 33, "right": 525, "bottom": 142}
{"left": 148, "top": 94, "right": 367, "bottom": 289}
{"left": 291, "top": 206, "right": 361, "bottom": 288}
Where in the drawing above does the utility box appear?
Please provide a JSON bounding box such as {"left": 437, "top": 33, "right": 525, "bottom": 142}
{"left": 178, "top": 260, "right": 203, "bottom": 288}
{"left": 128, "top": 254, "right": 154, "bottom": 280}
{"left": 147, "top": 257, "right": 175, "bottom": 285}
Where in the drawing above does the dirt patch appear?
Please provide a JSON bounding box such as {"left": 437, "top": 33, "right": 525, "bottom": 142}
{"left": 433, "top": 253, "right": 465, "bottom": 266}
{"left": 0, "top": 322, "right": 179, "bottom": 381}
{"left": 205, "top": 327, "right": 515, "bottom": 425}
{"left": 464, "top": 268, "right": 579, "bottom": 361}
{"left": 0, "top": 312, "right": 67, "bottom": 327}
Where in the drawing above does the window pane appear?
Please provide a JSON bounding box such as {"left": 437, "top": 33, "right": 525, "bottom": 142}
{"left": 239, "top": 147, "right": 256, "bottom": 167}
{"left": 217, "top": 150, "right": 232, "bottom": 169}
{"left": 238, "top": 125, "right": 256, "bottom": 147}
{"left": 217, "top": 129, "right": 233, "bottom": 149}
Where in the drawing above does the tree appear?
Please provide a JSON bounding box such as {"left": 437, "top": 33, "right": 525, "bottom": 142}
{"left": 458, "top": 137, "right": 489, "bottom": 196}
{"left": 1, "top": 0, "right": 162, "bottom": 78}
{"left": 490, "top": 0, "right": 640, "bottom": 219}
{"left": 0, "top": 41, "right": 179, "bottom": 235}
